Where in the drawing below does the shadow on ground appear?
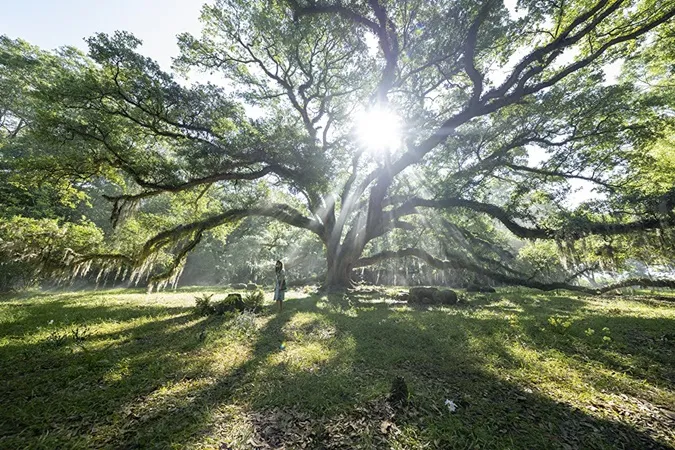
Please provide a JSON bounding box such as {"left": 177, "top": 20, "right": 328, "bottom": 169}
{"left": 1, "top": 290, "right": 673, "bottom": 449}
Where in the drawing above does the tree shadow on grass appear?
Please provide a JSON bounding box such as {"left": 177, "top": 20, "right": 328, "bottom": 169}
{"left": 85, "top": 296, "right": 318, "bottom": 448}
{"left": 311, "top": 303, "right": 673, "bottom": 449}
{"left": 0, "top": 298, "right": 189, "bottom": 337}
{"left": 461, "top": 290, "right": 675, "bottom": 388}
{"left": 0, "top": 287, "right": 148, "bottom": 302}
{"left": 465, "top": 290, "right": 591, "bottom": 315}
{"left": 518, "top": 314, "right": 675, "bottom": 391}
{"left": 192, "top": 297, "right": 674, "bottom": 449}
{"left": 1, "top": 293, "right": 673, "bottom": 449}
{"left": 0, "top": 296, "right": 242, "bottom": 449}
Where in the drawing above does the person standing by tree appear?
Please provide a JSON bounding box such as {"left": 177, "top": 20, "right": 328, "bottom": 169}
{"left": 274, "top": 260, "right": 286, "bottom": 312}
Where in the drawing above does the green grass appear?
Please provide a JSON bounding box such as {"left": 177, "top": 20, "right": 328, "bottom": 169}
{"left": 1, "top": 287, "right": 674, "bottom": 449}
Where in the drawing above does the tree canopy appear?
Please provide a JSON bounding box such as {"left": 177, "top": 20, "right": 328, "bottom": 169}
{"left": 1, "top": 0, "right": 675, "bottom": 292}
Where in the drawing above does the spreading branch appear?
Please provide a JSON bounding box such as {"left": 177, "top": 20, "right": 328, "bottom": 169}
{"left": 375, "top": 0, "right": 675, "bottom": 191}
{"left": 463, "top": 0, "right": 494, "bottom": 107}
{"left": 503, "top": 163, "right": 616, "bottom": 190}
{"left": 393, "top": 197, "right": 675, "bottom": 240}
{"left": 354, "top": 247, "right": 675, "bottom": 294}
{"left": 141, "top": 204, "right": 324, "bottom": 260}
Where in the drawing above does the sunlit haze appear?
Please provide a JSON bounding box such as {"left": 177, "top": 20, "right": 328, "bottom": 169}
{"left": 355, "top": 106, "right": 402, "bottom": 152}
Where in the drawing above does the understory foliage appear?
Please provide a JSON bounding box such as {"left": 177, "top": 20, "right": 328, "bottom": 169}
{"left": 0, "top": 216, "right": 104, "bottom": 291}
{"left": 194, "top": 289, "right": 265, "bottom": 315}
{"left": 2, "top": 0, "right": 675, "bottom": 291}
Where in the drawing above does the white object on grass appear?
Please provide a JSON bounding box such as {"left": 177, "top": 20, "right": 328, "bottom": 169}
{"left": 445, "top": 399, "right": 457, "bottom": 412}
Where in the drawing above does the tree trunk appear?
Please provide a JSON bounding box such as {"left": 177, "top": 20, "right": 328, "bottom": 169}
{"left": 323, "top": 238, "right": 357, "bottom": 290}
{"left": 324, "top": 258, "right": 354, "bottom": 290}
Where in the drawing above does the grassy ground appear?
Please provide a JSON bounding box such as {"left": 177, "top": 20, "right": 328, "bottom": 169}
{"left": 1, "top": 286, "right": 674, "bottom": 449}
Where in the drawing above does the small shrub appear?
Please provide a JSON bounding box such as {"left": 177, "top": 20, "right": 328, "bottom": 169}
{"left": 244, "top": 289, "right": 265, "bottom": 312}
{"left": 226, "top": 293, "right": 245, "bottom": 310}
{"left": 44, "top": 324, "right": 89, "bottom": 348}
{"left": 71, "top": 325, "right": 89, "bottom": 342}
{"left": 194, "top": 293, "right": 214, "bottom": 316}
{"left": 547, "top": 316, "right": 573, "bottom": 333}
{"left": 45, "top": 329, "right": 69, "bottom": 348}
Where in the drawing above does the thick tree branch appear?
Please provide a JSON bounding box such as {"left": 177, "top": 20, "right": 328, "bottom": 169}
{"left": 482, "top": 0, "right": 618, "bottom": 103}
{"left": 393, "top": 197, "right": 675, "bottom": 240}
{"left": 104, "top": 165, "right": 279, "bottom": 201}
{"left": 463, "top": 1, "right": 494, "bottom": 107}
{"left": 354, "top": 247, "right": 675, "bottom": 294}
{"left": 290, "top": 1, "right": 381, "bottom": 33}
{"left": 141, "top": 204, "right": 324, "bottom": 262}
{"left": 340, "top": 150, "right": 363, "bottom": 205}
{"left": 394, "top": 197, "right": 550, "bottom": 238}
{"left": 146, "top": 231, "right": 204, "bottom": 291}
{"left": 377, "top": 1, "right": 675, "bottom": 190}
{"left": 289, "top": 0, "right": 398, "bottom": 101}
{"left": 504, "top": 163, "right": 616, "bottom": 190}
{"left": 484, "top": 4, "right": 675, "bottom": 111}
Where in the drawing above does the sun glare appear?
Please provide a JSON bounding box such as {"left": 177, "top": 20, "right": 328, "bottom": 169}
{"left": 355, "top": 106, "right": 402, "bottom": 152}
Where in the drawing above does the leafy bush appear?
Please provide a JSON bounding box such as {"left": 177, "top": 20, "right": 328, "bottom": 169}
{"left": 206, "top": 293, "right": 243, "bottom": 315}
{"left": 244, "top": 289, "right": 265, "bottom": 312}
{"left": 196, "top": 292, "right": 260, "bottom": 316}
{"left": 0, "top": 216, "right": 104, "bottom": 292}
{"left": 220, "top": 293, "right": 245, "bottom": 312}
{"left": 194, "top": 293, "right": 214, "bottom": 316}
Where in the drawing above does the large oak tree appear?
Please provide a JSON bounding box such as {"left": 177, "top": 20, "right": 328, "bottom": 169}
{"left": 2, "top": 0, "right": 675, "bottom": 291}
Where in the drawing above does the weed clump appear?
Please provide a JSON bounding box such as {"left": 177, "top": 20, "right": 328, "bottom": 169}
{"left": 194, "top": 290, "right": 265, "bottom": 316}
{"left": 389, "top": 375, "right": 409, "bottom": 406}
